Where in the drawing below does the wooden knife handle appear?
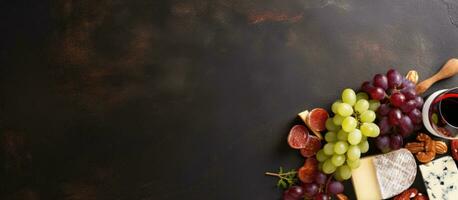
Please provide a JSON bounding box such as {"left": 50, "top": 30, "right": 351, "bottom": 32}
{"left": 416, "top": 58, "right": 458, "bottom": 95}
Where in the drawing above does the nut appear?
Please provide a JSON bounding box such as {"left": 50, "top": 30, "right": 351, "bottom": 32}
{"left": 336, "top": 193, "right": 349, "bottom": 200}
{"left": 394, "top": 188, "right": 419, "bottom": 200}
{"left": 424, "top": 139, "right": 435, "bottom": 153}
{"left": 406, "top": 133, "right": 446, "bottom": 163}
{"left": 405, "top": 142, "right": 425, "bottom": 153}
{"left": 406, "top": 70, "right": 419, "bottom": 84}
{"left": 416, "top": 151, "right": 435, "bottom": 163}
{"left": 435, "top": 141, "right": 448, "bottom": 154}
{"left": 416, "top": 133, "right": 431, "bottom": 142}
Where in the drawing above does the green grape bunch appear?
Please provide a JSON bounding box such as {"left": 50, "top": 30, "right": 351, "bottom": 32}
{"left": 320, "top": 88, "right": 381, "bottom": 181}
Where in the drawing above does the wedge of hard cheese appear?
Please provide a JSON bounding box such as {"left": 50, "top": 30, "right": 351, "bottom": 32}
{"left": 352, "top": 149, "right": 417, "bottom": 200}
{"left": 419, "top": 156, "right": 458, "bottom": 200}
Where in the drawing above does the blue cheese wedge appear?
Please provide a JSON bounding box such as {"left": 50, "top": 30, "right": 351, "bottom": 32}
{"left": 419, "top": 156, "right": 458, "bottom": 200}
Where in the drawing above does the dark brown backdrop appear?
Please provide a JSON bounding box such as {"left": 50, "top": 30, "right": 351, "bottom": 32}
{"left": 1, "top": 0, "right": 458, "bottom": 199}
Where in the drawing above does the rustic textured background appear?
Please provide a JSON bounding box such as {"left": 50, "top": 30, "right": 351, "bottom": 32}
{"left": 1, "top": 0, "right": 458, "bottom": 199}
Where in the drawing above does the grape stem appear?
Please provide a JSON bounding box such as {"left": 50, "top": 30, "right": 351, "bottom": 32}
{"left": 264, "top": 171, "right": 296, "bottom": 177}
{"left": 324, "top": 174, "right": 333, "bottom": 194}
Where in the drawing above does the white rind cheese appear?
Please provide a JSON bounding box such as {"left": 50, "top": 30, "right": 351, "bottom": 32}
{"left": 420, "top": 156, "right": 458, "bottom": 200}
{"left": 351, "top": 149, "right": 417, "bottom": 200}
{"left": 373, "top": 148, "right": 417, "bottom": 199}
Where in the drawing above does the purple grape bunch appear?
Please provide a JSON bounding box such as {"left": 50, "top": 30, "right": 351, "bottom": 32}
{"left": 361, "top": 69, "right": 423, "bottom": 153}
{"left": 283, "top": 172, "right": 344, "bottom": 200}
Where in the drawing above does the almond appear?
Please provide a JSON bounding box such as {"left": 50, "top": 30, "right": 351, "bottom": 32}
{"left": 406, "top": 70, "right": 419, "bottom": 84}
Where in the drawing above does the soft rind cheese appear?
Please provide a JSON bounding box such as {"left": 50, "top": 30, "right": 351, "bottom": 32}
{"left": 373, "top": 148, "right": 417, "bottom": 199}
{"left": 352, "top": 149, "right": 417, "bottom": 200}
{"left": 420, "top": 156, "right": 458, "bottom": 200}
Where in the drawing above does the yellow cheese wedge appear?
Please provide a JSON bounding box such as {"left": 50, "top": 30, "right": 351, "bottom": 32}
{"left": 351, "top": 156, "right": 382, "bottom": 200}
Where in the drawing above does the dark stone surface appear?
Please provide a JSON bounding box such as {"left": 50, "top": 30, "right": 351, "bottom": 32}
{"left": 1, "top": 0, "right": 458, "bottom": 199}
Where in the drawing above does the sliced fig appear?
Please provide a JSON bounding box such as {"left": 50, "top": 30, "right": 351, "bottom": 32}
{"left": 300, "top": 135, "right": 322, "bottom": 157}
{"left": 287, "top": 125, "right": 309, "bottom": 149}
{"left": 298, "top": 157, "right": 318, "bottom": 183}
{"left": 298, "top": 108, "right": 329, "bottom": 140}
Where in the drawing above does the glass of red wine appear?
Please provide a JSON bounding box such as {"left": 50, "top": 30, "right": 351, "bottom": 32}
{"left": 423, "top": 87, "right": 458, "bottom": 139}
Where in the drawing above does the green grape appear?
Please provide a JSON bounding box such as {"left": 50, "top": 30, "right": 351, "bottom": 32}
{"left": 342, "top": 116, "right": 357, "bottom": 132}
{"left": 322, "top": 159, "right": 337, "bottom": 174}
{"left": 361, "top": 135, "right": 367, "bottom": 142}
{"left": 331, "top": 154, "right": 346, "bottom": 167}
{"left": 325, "top": 118, "right": 339, "bottom": 131}
{"left": 347, "top": 145, "right": 361, "bottom": 161}
{"left": 333, "top": 114, "right": 345, "bottom": 126}
{"left": 342, "top": 88, "right": 356, "bottom": 106}
{"left": 358, "top": 140, "right": 369, "bottom": 153}
{"left": 334, "top": 171, "right": 344, "bottom": 181}
{"left": 360, "top": 123, "right": 374, "bottom": 137}
{"left": 337, "top": 129, "right": 349, "bottom": 141}
{"left": 316, "top": 149, "right": 330, "bottom": 162}
{"left": 347, "top": 158, "right": 361, "bottom": 169}
{"left": 323, "top": 143, "right": 335, "bottom": 155}
{"left": 368, "top": 100, "right": 381, "bottom": 111}
{"left": 368, "top": 123, "right": 380, "bottom": 137}
{"left": 360, "top": 110, "right": 376, "bottom": 123}
{"left": 354, "top": 99, "right": 369, "bottom": 113}
{"left": 325, "top": 131, "right": 337, "bottom": 142}
{"left": 331, "top": 100, "right": 342, "bottom": 114}
{"left": 356, "top": 92, "right": 369, "bottom": 101}
{"left": 348, "top": 129, "right": 362, "bottom": 145}
{"left": 318, "top": 161, "right": 323, "bottom": 171}
{"left": 337, "top": 103, "right": 353, "bottom": 117}
{"left": 338, "top": 165, "right": 352, "bottom": 180}
{"left": 334, "top": 141, "right": 349, "bottom": 155}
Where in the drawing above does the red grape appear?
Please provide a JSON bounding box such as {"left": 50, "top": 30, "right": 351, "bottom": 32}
{"left": 414, "top": 96, "right": 424, "bottom": 108}
{"left": 373, "top": 74, "right": 388, "bottom": 90}
{"left": 399, "top": 115, "right": 414, "bottom": 136}
{"left": 401, "top": 78, "right": 415, "bottom": 89}
{"left": 288, "top": 185, "right": 305, "bottom": 199}
{"left": 327, "top": 181, "right": 344, "bottom": 194}
{"left": 387, "top": 69, "right": 402, "bottom": 89}
{"left": 389, "top": 134, "right": 403, "bottom": 150}
{"left": 378, "top": 103, "right": 391, "bottom": 116}
{"left": 314, "top": 193, "right": 331, "bottom": 200}
{"left": 361, "top": 81, "right": 373, "bottom": 93}
{"left": 400, "top": 100, "right": 416, "bottom": 113}
{"left": 390, "top": 92, "right": 406, "bottom": 107}
{"left": 408, "top": 108, "right": 422, "bottom": 124}
{"left": 369, "top": 87, "right": 385, "bottom": 100}
{"left": 376, "top": 135, "right": 391, "bottom": 153}
{"left": 401, "top": 87, "right": 416, "bottom": 100}
{"left": 388, "top": 108, "right": 402, "bottom": 125}
{"left": 378, "top": 116, "right": 391, "bottom": 134}
{"left": 314, "top": 172, "right": 327, "bottom": 185}
{"left": 303, "top": 183, "right": 319, "bottom": 197}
